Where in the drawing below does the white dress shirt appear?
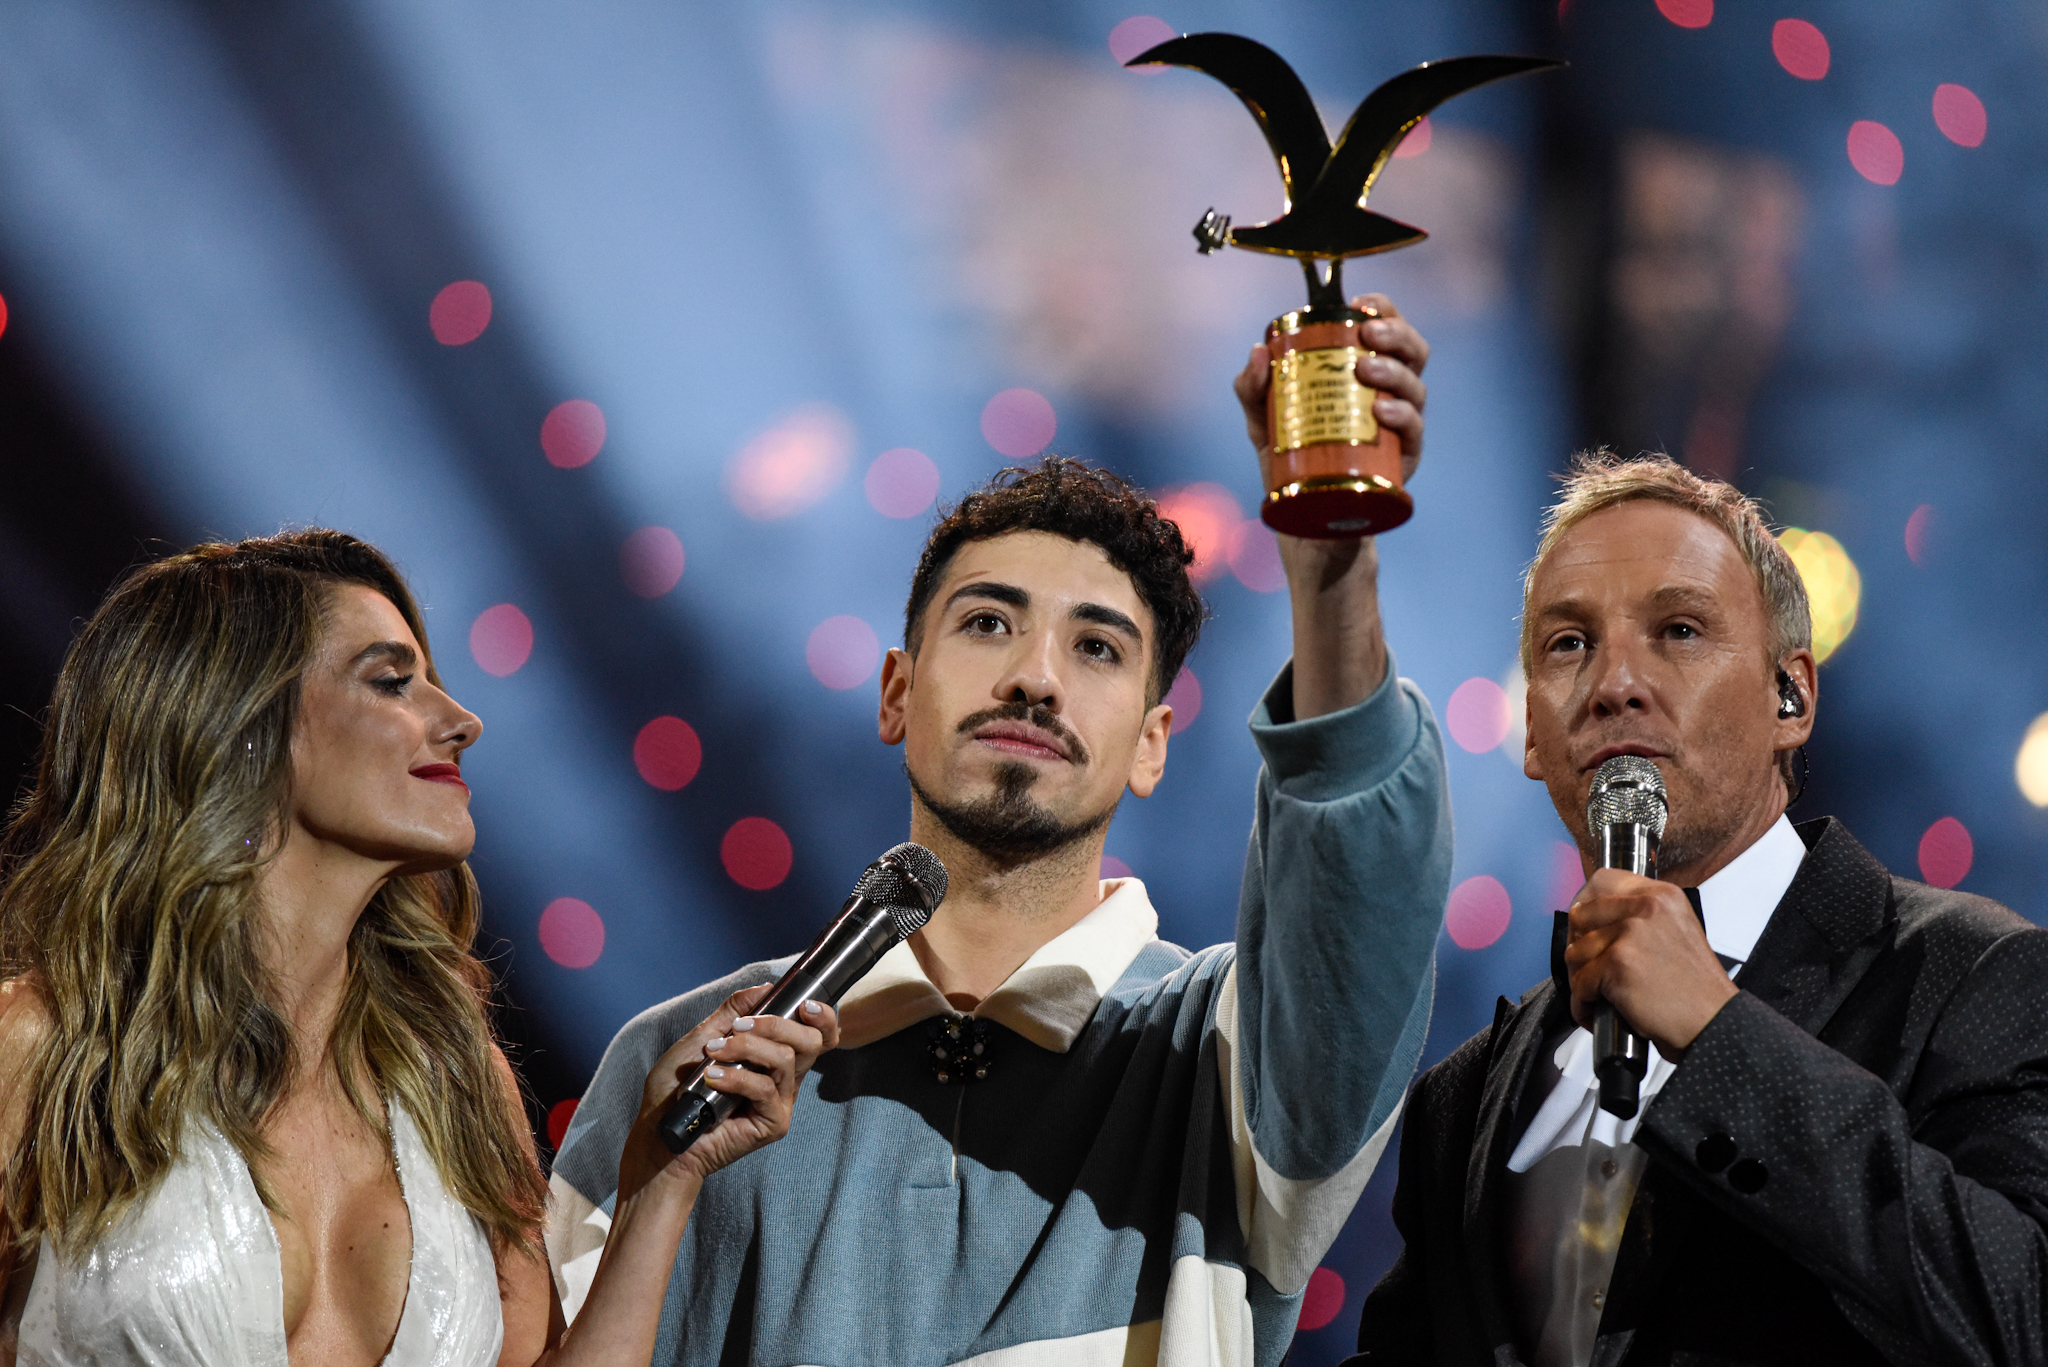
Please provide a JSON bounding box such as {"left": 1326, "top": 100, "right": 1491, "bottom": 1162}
{"left": 1502, "top": 814, "right": 1807, "bottom": 1367}
{"left": 1508, "top": 813, "right": 1808, "bottom": 1171}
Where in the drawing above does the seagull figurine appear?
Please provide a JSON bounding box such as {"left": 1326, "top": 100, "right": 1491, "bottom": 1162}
{"left": 1128, "top": 35, "right": 1561, "bottom": 308}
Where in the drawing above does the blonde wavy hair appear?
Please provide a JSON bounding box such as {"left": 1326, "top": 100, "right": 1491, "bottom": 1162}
{"left": 0, "top": 530, "right": 544, "bottom": 1259}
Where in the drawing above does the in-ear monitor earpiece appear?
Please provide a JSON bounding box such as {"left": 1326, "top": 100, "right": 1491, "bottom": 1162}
{"left": 1776, "top": 668, "right": 1804, "bottom": 719}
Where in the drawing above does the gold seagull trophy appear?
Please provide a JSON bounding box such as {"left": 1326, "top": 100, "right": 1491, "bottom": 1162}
{"left": 1129, "top": 36, "right": 1560, "bottom": 537}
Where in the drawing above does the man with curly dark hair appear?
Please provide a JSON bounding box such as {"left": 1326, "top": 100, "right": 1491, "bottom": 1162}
{"left": 551, "top": 297, "right": 1454, "bottom": 1367}
{"left": 889, "top": 457, "right": 1209, "bottom": 868}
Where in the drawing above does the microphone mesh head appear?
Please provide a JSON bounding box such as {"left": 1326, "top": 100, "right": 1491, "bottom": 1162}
{"left": 1586, "top": 754, "right": 1668, "bottom": 837}
{"left": 855, "top": 842, "right": 948, "bottom": 939}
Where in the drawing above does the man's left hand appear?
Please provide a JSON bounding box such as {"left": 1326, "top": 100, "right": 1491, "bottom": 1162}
{"left": 1564, "top": 868, "right": 1739, "bottom": 1056}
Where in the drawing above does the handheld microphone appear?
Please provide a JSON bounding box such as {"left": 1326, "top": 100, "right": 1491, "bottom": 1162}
{"left": 1585, "top": 755, "right": 1667, "bottom": 1121}
{"left": 657, "top": 841, "right": 947, "bottom": 1154}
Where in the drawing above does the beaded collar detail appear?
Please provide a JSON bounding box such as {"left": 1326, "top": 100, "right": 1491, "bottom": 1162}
{"left": 926, "top": 1014, "right": 994, "bottom": 1085}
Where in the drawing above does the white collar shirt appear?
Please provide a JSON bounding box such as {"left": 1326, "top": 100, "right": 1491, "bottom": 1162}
{"left": 1508, "top": 813, "right": 1808, "bottom": 1171}
{"left": 832, "top": 876, "right": 1160, "bottom": 1052}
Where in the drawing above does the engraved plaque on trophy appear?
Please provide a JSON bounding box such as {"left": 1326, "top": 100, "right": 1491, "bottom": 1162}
{"left": 1129, "top": 36, "right": 1560, "bottom": 538}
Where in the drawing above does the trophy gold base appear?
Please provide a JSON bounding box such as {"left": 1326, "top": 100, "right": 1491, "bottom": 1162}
{"left": 1262, "top": 305, "right": 1412, "bottom": 539}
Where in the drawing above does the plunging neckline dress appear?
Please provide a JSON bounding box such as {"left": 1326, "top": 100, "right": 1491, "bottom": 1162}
{"left": 16, "top": 1102, "right": 503, "bottom": 1366}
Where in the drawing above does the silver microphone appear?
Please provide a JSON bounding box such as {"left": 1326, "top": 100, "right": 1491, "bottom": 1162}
{"left": 657, "top": 842, "right": 947, "bottom": 1154}
{"left": 1585, "top": 755, "right": 1667, "bottom": 1120}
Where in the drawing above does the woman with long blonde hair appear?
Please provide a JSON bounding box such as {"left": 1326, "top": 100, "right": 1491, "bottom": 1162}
{"left": 0, "top": 530, "right": 833, "bottom": 1365}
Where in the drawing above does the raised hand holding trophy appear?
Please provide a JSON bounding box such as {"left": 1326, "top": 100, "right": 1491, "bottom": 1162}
{"left": 1129, "top": 36, "right": 1560, "bottom": 538}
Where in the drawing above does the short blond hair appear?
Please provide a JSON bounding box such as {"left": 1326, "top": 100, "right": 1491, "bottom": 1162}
{"left": 1520, "top": 451, "right": 1811, "bottom": 680}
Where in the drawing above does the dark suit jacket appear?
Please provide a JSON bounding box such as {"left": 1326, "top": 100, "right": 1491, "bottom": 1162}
{"left": 1344, "top": 818, "right": 2048, "bottom": 1367}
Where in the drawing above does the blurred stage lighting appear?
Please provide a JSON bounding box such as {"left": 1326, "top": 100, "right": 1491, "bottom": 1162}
{"left": 1780, "top": 528, "right": 1861, "bottom": 663}
{"left": 2017, "top": 713, "right": 2048, "bottom": 808}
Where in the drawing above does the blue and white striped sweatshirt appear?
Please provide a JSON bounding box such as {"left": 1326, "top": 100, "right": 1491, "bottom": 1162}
{"left": 547, "top": 659, "right": 1452, "bottom": 1366}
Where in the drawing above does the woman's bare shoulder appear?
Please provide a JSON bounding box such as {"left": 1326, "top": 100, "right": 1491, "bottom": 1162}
{"left": 486, "top": 1043, "right": 540, "bottom": 1163}
{"left": 0, "top": 977, "right": 44, "bottom": 1360}
{"left": 0, "top": 976, "right": 52, "bottom": 1148}
{"left": 0, "top": 977, "right": 52, "bottom": 1059}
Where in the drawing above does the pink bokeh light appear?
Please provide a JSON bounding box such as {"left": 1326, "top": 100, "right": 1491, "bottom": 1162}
{"left": 541, "top": 399, "right": 606, "bottom": 469}
{"left": 1446, "top": 677, "right": 1513, "bottom": 754}
{"left": 429, "top": 280, "right": 492, "bottom": 346}
{"left": 469, "top": 604, "right": 534, "bottom": 677}
{"left": 723, "top": 817, "right": 794, "bottom": 891}
{"left": 546, "top": 1098, "right": 578, "bottom": 1150}
{"left": 1771, "top": 19, "right": 1829, "bottom": 80}
{"left": 633, "top": 716, "right": 703, "bottom": 792}
{"left": 1905, "top": 504, "right": 1934, "bottom": 568}
{"left": 1393, "top": 116, "right": 1432, "bottom": 159}
{"left": 1108, "top": 15, "right": 1177, "bottom": 68}
{"left": 1656, "top": 0, "right": 1713, "bottom": 28}
{"left": 1933, "top": 84, "right": 1987, "bottom": 147}
{"left": 539, "top": 897, "right": 605, "bottom": 969}
{"left": 727, "top": 405, "right": 854, "bottom": 520}
{"left": 1917, "top": 817, "right": 1973, "bottom": 889}
{"left": 1847, "top": 121, "right": 1904, "bottom": 185}
{"left": 0, "top": 292, "right": 9, "bottom": 341}
{"left": 1101, "top": 854, "right": 1134, "bottom": 881}
{"left": 1165, "top": 667, "right": 1202, "bottom": 735}
{"left": 1156, "top": 483, "right": 1243, "bottom": 585}
{"left": 1446, "top": 875, "right": 1512, "bottom": 950}
{"left": 865, "top": 447, "right": 942, "bottom": 518}
{"left": 620, "top": 526, "right": 685, "bottom": 598}
{"left": 1227, "top": 519, "right": 1286, "bottom": 593}
{"left": 1548, "top": 841, "right": 1587, "bottom": 911}
{"left": 807, "top": 615, "right": 881, "bottom": 690}
{"left": 980, "top": 388, "right": 1058, "bottom": 459}
{"left": 1297, "top": 1266, "right": 1347, "bottom": 1332}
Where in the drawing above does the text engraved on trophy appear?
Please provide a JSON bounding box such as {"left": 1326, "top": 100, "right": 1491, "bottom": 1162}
{"left": 1272, "top": 346, "right": 1379, "bottom": 452}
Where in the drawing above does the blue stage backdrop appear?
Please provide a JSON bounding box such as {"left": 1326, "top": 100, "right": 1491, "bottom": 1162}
{"left": 0, "top": 1, "right": 2041, "bottom": 1359}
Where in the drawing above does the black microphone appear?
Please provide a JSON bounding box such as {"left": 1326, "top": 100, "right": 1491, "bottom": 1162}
{"left": 657, "top": 841, "right": 948, "bottom": 1154}
{"left": 1585, "top": 755, "right": 1667, "bottom": 1121}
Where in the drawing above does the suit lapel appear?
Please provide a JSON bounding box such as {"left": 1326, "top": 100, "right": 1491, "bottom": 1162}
{"left": 1461, "top": 974, "right": 1573, "bottom": 1359}
{"left": 1719, "top": 817, "right": 1893, "bottom": 1036}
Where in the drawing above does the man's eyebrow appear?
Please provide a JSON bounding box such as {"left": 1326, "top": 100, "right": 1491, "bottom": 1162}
{"left": 1531, "top": 585, "right": 1721, "bottom": 627}
{"left": 1647, "top": 583, "right": 1721, "bottom": 613}
{"left": 1073, "top": 602, "right": 1143, "bottom": 644}
{"left": 943, "top": 580, "right": 1030, "bottom": 613}
{"left": 350, "top": 640, "right": 418, "bottom": 669}
{"left": 1529, "top": 597, "right": 1590, "bottom": 625}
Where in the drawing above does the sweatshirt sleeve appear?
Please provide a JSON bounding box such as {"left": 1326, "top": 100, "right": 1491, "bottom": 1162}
{"left": 1214, "top": 654, "right": 1453, "bottom": 1294}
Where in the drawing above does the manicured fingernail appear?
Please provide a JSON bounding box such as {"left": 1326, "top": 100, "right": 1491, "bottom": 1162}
{"left": 802, "top": 1000, "right": 822, "bottom": 1016}
{"left": 733, "top": 1017, "right": 756, "bottom": 1032}
{"left": 706, "top": 1066, "right": 725, "bottom": 1078}
{"left": 707, "top": 1037, "right": 727, "bottom": 1051}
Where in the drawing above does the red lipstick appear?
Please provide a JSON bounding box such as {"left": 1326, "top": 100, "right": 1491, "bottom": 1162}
{"left": 410, "top": 763, "right": 470, "bottom": 793}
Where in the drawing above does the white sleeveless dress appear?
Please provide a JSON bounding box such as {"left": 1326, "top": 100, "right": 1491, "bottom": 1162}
{"left": 16, "top": 1103, "right": 503, "bottom": 1367}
